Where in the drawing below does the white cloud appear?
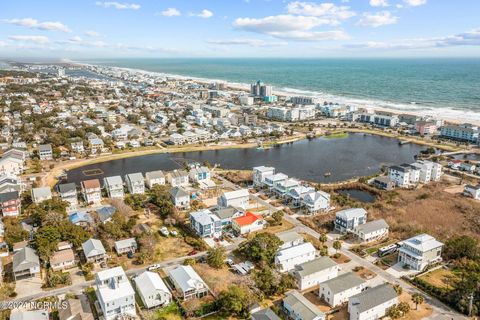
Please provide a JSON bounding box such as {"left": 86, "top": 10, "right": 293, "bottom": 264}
{"left": 286, "top": 2, "right": 355, "bottom": 21}
{"left": 191, "top": 9, "right": 213, "bottom": 18}
{"left": 8, "top": 35, "right": 49, "bottom": 44}
{"left": 2, "top": 18, "right": 71, "bottom": 32}
{"left": 234, "top": 15, "right": 349, "bottom": 41}
{"left": 159, "top": 8, "right": 181, "bottom": 17}
{"left": 95, "top": 2, "right": 140, "bottom": 10}
{"left": 403, "top": 0, "right": 427, "bottom": 6}
{"left": 207, "top": 38, "right": 287, "bottom": 47}
{"left": 345, "top": 28, "right": 480, "bottom": 50}
{"left": 357, "top": 11, "right": 398, "bottom": 27}
{"left": 85, "top": 30, "right": 101, "bottom": 37}
{"left": 369, "top": 0, "right": 389, "bottom": 7}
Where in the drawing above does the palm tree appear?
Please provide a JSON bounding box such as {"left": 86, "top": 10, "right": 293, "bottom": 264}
{"left": 412, "top": 293, "right": 424, "bottom": 310}
{"left": 319, "top": 233, "right": 328, "bottom": 244}
{"left": 333, "top": 240, "right": 342, "bottom": 253}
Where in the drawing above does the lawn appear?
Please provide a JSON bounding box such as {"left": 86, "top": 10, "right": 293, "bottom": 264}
{"left": 418, "top": 268, "right": 458, "bottom": 290}
{"left": 399, "top": 292, "right": 433, "bottom": 320}
{"left": 192, "top": 263, "right": 251, "bottom": 296}
{"left": 143, "top": 302, "right": 183, "bottom": 320}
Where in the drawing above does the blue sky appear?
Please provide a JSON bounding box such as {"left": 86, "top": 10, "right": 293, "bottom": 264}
{"left": 1, "top": 0, "right": 479, "bottom": 58}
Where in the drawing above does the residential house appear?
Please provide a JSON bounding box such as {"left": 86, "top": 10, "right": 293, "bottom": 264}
{"left": 82, "top": 239, "right": 107, "bottom": 263}
{"left": 410, "top": 160, "right": 442, "bottom": 183}
{"left": 145, "top": 170, "right": 166, "bottom": 188}
{"left": 95, "top": 267, "right": 136, "bottom": 320}
{"left": 218, "top": 189, "right": 249, "bottom": 210}
{"left": 274, "top": 178, "right": 300, "bottom": 198}
{"left": 348, "top": 284, "right": 398, "bottom": 320}
{"left": 81, "top": 179, "right": 102, "bottom": 204}
{"left": 282, "top": 290, "right": 325, "bottom": 320}
{"left": 388, "top": 164, "right": 420, "bottom": 187}
{"left": 12, "top": 247, "right": 40, "bottom": 280}
{"left": 232, "top": 211, "right": 265, "bottom": 235}
{"left": 440, "top": 123, "right": 479, "bottom": 143}
{"left": 464, "top": 184, "right": 480, "bottom": 199}
{"left": 125, "top": 172, "right": 145, "bottom": 194}
{"left": 459, "top": 162, "right": 476, "bottom": 173}
{"left": 253, "top": 166, "right": 275, "bottom": 186}
{"left": 114, "top": 238, "right": 137, "bottom": 255}
{"left": 189, "top": 166, "right": 211, "bottom": 183}
{"left": 96, "top": 206, "right": 116, "bottom": 224}
{"left": 133, "top": 271, "right": 172, "bottom": 309}
{"left": 287, "top": 186, "right": 315, "bottom": 207}
{"left": 31, "top": 187, "right": 52, "bottom": 204}
{"left": 190, "top": 209, "right": 222, "bottom": 238}
{"left": 278, "top": 230, "right": 304, "bottom": 250}
{"left": 263, "top": 173, "right": 288, "bottom": 193}
{"left": 0, "top": 191, "right": 21, "bottom": 217}
{"left": 334, "top": 208, "right": 367, "bottom": 233}
{"left": 38, "top": 144, "right": 53, "bottom": 160}
{"left": 0, "top": 155, "right": 24, "bottom": 175}
{"left": 167, "top": 170, "right": 189, "bottom": 187}
{"left": 58, "top": 295, "right": 94, "bottom": 320}
{"left": 170, "top": 186, "right": 190, "bottom": 208}
{"left": 372, "top": 176, "right": 395, "bottom": 191}
{"left": 353, "top": 219, "right": 389, "bottom": 243}
{"left": 302, "top": 191, "right": 330, "bottom": 214}
{"left": 70, "top": 141, "right": 85, "bottom": 154}
{"left": 275, "top": 242, "right": 316, "bottom": 273}
{"left": 293, "top": 256, "right": 339, "bottom": 291}
{"left": 168, "top": 265, "right": 209, "bottom": 300}
{"left": 211, "top": 205, "right": 243, "bottom": 227}
{"left": 57, "top": 183, "right": 78, "bottom": 206}
{"left": 104, "top": 176, "right": 124, "bottom": 199}
{"left": 50, "top": 242, "right": 75, "bottom": 271}
{"left": 69, "top": 210, "right": 93, "bottom": 227}
{"left": 319, "top": 272, "right": 366, "bottom": 307}
{"left": 251, "top": 308, "right": 281, "bottom": 320}
{"left": 398, "top": 234, "right": 444, "bottom": 271}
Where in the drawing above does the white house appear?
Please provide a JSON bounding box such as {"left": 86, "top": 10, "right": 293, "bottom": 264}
{"left": 114, "top": 238, "right": 137, "bottom": 255}
{"left": 170, "top": 187, "right": 190, "bottom": 208}
{"left": 57, "top": 183, "right": 78, "bottom": 207}
{"left": 133, "top": 271, "right": 172, "bottom": 309}
{"left": 263, "top": 173, "right": 288, "bottom": 193}
{"left": 348, "top": 284, "right": 398, "bottom": 320}
{"left": 145, "top": 170, "right": 166, "bottom": 188}
{"left": 464, "top": 184, "right": 480, "bottom": 199}
{"left": 82, "top": 238, "right": 107, "bottom": 263}
{"left": 287, "top": 186, "right": 315, "bottom": 207}
{"left": 388, "top": 164, "right": 420, "bottom": 187}
{"left": 410, "top": 160, "right": 442, "bottom": 183}
{"left": 253, "top": 166, "right": 275, "bottom": 186}
{"left": 81, "top": 179, "right": 102, "bottom": 204}
{"left": 274, "top": 178, "right": 300, "bottom": 198}
{"left": 319, "top": 272, "right": 366, "bottom": 307}
{"left": 189, "top": 166, "right": 211, "bottom": 183}
{"left": 95, "top": 267, "right": 136, "bottom": 320}
{"left": 398, "top": 233, "right": 444, "bottom": 271}
{"left": 231, "top": 211, "right": 265, "bottom": 235}
{"left": 168, "top": 265, "right": 209, "bottom": 300}
{"left": 125, "top": 172, "right": 145, "bottom": 194}
{"left": 334, "top": 208, "right": 367, "bottom": 233}
{"left": 302, "top": 191, "right": 330, "bottom": 214}
{"left": 167, "top": 170, "right": 189, "bottom": 187}
{"left": 104, "top": 176, "right": 124, "bottom": 199}
{"left": 278, "top": 230, "right": 304, "bottom": 249}
{"left": 283, "top": 290, "right": 325, "bottom": 320}
{"left": 353, "top": 219, "right": 389, "bottom": 243}
{"left": 293, "top": 256, "right": 339, "bottom": 291}
{"left": 31, "top": 187, "right": 52, "bottom": 204}
{"left": 275, "top": 242, "right": 316, "bottom": 272}
{"left": 218, "top": 189, "right": 249, "bottom": 210}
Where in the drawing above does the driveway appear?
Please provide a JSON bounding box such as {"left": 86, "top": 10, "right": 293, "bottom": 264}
{"left": 15, "top": 275, "right": 43, "bottom": 298}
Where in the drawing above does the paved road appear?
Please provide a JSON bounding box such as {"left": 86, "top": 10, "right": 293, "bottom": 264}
{"left": 249, "top": 191, "right": 467, "bottom": 320}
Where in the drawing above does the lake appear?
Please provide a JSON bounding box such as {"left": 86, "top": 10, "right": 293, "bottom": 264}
{"left": 336, "top": 189, "right": 377, "bottom": 203}
{"left": 65, "top": 133, "right": 425, "bottom": 186}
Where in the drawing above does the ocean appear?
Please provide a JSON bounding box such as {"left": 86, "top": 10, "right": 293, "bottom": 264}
{"left": 84, "top": 58, "right": 480, "bottom": 120}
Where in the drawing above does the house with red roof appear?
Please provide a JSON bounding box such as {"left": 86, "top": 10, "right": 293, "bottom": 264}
{"left": 232, "top": 212, "right": 265, "bottom": 235}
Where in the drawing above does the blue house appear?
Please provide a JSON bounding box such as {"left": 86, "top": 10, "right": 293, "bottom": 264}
{"left": 190, "top": 209, "right": 222, "bottom": 238}
{"left": 69, "top": 211, "right": 93, "bottom": 226}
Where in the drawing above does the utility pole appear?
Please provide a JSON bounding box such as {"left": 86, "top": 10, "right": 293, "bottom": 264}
{"left": 468, "top": 293, "right": 474, "bottom": 317}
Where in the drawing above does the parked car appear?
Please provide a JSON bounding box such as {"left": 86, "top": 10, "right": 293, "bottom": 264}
{"left": 170, "top": 230, "right": 178, "bottom": 236}
{"left": 160, "top": 227, "right": 170, "bottom": 237}
{"left": 147, "top": 264, "right": 161, "bottom": 271}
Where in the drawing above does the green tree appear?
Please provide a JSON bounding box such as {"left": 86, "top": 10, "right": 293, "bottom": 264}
{"left": 333, "top": 240, "right": 342, "bottom": 253}
{"left": 393, "top": 284, "right": 403, "bottom": 295}
{"left": 319, "top": 233, "right": 328, "bottom": 244}
{"left": 239, "top": 232, "right": 282, "bottom": 266}
{"left": 253, "top": 266, "right": 278, "bottom": 296}
{"left": 270, "top": 210, "right": 284, "bottom": 226}
{"left": 443, "top": 235, "right": 478, "bottom": 261}
{"left": 386, "top": 305, "right": 402, "bottom": 319}
{"left": 3, "top": 218, "right": 29, "bottom": 247}
{"left": 216, "top": 285, "right": 253, "bottom": 319}
{"left": 411, "top": 293, "right": 424, "bottom": 310}
{"left": 397, "top": 301, "right": 411, "bottom": 315}
{"left": 206, "top": 246, "right": 226, "bottom": 269}
{"left": 35, "top": 225, "right": 62, "bottom": 262}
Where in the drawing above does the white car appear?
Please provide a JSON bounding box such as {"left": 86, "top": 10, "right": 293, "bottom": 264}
{"left": 147, "top": 264, "right": 161, "bottom": 271}
{"left": 160, "top": 227, "right": 170, "bottom": 237}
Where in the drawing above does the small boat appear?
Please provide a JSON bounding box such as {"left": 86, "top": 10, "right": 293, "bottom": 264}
{"left": 324, "top": 172, "right": 331, "bottom": 177}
